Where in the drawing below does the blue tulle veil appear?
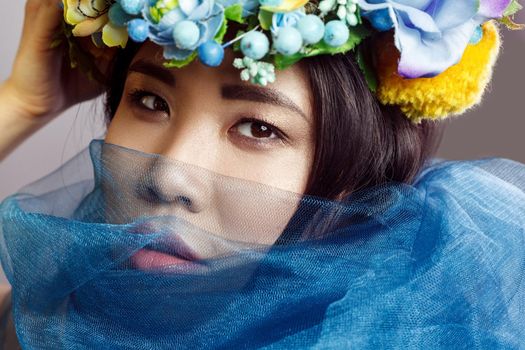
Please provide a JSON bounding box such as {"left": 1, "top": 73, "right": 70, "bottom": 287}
{"left": 1, "top": 139, "right": 524, "bottom": 349}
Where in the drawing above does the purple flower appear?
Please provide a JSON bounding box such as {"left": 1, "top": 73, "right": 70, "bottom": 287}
{"left": 358, "top": 0, "right": 512, "bottom": 78}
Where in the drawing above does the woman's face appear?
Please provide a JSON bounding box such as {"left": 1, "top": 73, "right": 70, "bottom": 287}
{"left": 105, "top": 42, "right": 314, "bottom": 193}
{"left": 103, "top": 43, "right": 315, "bottom": 267}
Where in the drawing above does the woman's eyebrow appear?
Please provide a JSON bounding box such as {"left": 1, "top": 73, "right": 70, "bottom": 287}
{"left": 126, "top": 62, "right": 309, "bottom": 122}
{"left": 128, "top": 59, "right": 176, "bottom": 87}
{"left": 222, "top": 84, "right": 310, "bottom": 123}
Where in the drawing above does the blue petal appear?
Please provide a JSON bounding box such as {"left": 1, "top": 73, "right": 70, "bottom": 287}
{"left": 469, "top": 25, "right": 483, "bottom": 44}
{"left": 358, "top": 0, "right": 390, "bottom": 11}
{"left": 195, "top": 7, "right": 224, "bottom": 46}
{"left": 216, "top": 0, "right": 237, "bottom": 6}
{"left": 142, "top": 3, "right": 156, "bottom": 23}
{"left": 188, "top": 0, "right": 215, "bottom": 21}
{"left": 359, "top": 0, "right": 495, "bottom": 78}
{"left": 430, "top": 0, "right": 479, "bottom": 31}
{"left": 393, "top": 0, "right": 434, "bottom": 10}
{"left": 365, "top": 8, "right": 395, "bottom": 31}
{"left": 361, "top": 0, "right": 432, "bottom": 11}
{"left": 163, "top": 45, "right": 194, "bottom": 60}
{"left": 196, "top": 21, "right": 209, "bottom": 47}
{"left": 360, "top": 1, "right": 396, "bottom": 31}
{"left": 242, "top": 0, "right": 260, "bottom": 16}
{"left": 359, "top": 0, "right": 440, "bottom": 34}
{"left": 179, "top": 0, "right": 200, "bottom": 16}
{"left": 207, "top": 6, "right": 225, "bottom": 38}
{"left": 158, "top": 9, "right": 186, "bottom": 30}
{"left": 395, "top": 16, "right": 481, "bottom": 78}
{"left": 392, "top": 3, "right": 440, "bottom": 34}
{"left": 150, "top": 27, "right": 176, "bottom": 45}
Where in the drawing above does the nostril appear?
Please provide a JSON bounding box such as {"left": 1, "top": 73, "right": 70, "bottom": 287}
{"left": 177, "top": 195, "right": 192, "bottom": 208}
{"left": 139, "top": 185, "right": 194, "bottom": 209}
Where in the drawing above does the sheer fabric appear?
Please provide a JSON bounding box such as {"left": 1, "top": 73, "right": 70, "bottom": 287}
{"left": 1, "top": 140, "right": 524, "bottom": 349}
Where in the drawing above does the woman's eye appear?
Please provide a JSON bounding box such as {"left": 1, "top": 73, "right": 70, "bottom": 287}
{"left": 140, "top": 95, "right": 169, "bottom": 113}
{"left": 129, "top": 89, "right": 170, "bottom": 114}
{"left": 236, "top": 120, "right": 279, "bottom": 140}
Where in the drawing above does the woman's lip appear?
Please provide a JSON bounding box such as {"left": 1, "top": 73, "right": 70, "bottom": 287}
{"left": 130, "top": 221, "right": 201, "bottom": 260}
{"left": 147, "top": 235, "right": 200, "bottom": 261}
{"left": 130, "top": 248, "right": 198, "bottom": 270}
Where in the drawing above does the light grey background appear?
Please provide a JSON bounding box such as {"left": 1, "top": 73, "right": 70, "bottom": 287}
{"left": 0, "top": 3, "right": 524, "bottom": 284}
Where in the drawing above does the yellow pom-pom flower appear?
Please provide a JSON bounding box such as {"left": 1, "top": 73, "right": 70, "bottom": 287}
{"left": 374, "top": 21, "right": 501, "bottom": 123}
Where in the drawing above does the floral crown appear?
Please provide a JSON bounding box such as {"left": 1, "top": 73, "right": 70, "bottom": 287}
{"left": 62, "top": 0, "right": 523, "bottom": 122}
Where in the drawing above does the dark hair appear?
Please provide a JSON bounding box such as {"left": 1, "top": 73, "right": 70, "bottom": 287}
{"left": 104, "top": 42, "right": 444, "bottom": 200}
{"left": 302, "top": 54, "right": 444, "bottom": 199}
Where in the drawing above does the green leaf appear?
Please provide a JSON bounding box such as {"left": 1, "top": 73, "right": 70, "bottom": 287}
{"left": 500, "top": 0, "right": 525, "bottom": 29}
{"left": 504, "top": 0, "right": 522, "bottom": 16}
{"left": 150, "top": 0, "right": 179, "bottom": 21}
{"left": 246, "top": 14, "right": 260, "bottom": 30}
{"left": 356, "top": 5, "right": 363, "bottom": 25}
{"left": 149, "top": 7, "right": 162, "bottom": 23}
{"left": 233, "top": 30, "right": 246, "bottom": 51}
{"left": 356, "top": 44, "right": 377, "bottom": 93}
{"left": 215, "top": 15, "right": 229, "bottom": 43}
{"left": 274, "top": 24, "right": 371, "bottom": 70}
{"left": 164, "top": 52, "right": 198, "bottom": 69}
{"left": 499, "top": 15, "right": 525, "bottom": 29}
{"left": 273, "top": 53, "right": 303, "bottom": 70}
{"left": 225, "top": 4, "right": 245, "bottom": 24}
{"left": 258, "top": 10, "right": 273, "bottom": 30}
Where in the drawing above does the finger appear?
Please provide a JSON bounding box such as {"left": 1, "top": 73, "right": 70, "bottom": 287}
{"left": 18, "top": 0, "right": 63, "bottom": 55}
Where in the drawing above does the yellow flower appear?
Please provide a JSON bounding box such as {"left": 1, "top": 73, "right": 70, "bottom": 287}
{"left": 374, "top": 21, "right": 501, "bottom": 123}
{"left": 260, "top": 0, "right": 309, "bottom": 13}
{"left": 63, "top": 0, "right": 129, "bottom": 48}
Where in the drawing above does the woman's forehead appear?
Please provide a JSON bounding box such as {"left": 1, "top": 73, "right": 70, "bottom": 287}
{"left": 127, "top": 42, "right": 313, "bottom": 117}
{"left": 130, "top": 42, "right": 246, "bottom": 81}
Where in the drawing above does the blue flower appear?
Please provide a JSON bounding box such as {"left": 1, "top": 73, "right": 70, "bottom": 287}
{"left": 270, "top": 8, "right": 305, "bottom": 35}
{"left": 143, "top": 0, "right": 225, "bottom": 61}
{"left": 217, "top": 0, "right": 260, "bottom": 16}
{"left": 358, "top": 0, "right": 512, "bottom": 78}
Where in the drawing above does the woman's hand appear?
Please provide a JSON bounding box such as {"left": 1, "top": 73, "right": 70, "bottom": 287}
{"left": 0, "top": 0, "right": 114, "bottom": 160}
{"left": 3, "top": 0, "right": 114, "bottom": 121}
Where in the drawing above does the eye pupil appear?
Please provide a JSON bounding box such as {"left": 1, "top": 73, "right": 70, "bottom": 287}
{"left": 140, "top": 95, "right": 169, "bottom": 113}
{"left": 154, "top": 99, "right": 168, "bottom": 112}
{"left": 251, "top": 122, "right": 273, "bottom": 138}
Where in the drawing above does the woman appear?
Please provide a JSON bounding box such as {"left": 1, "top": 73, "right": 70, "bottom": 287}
{"left": 0, "top": 0, "right": 523, "bottom": 348}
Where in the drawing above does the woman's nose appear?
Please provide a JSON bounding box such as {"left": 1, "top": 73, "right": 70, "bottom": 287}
{"left": 137, "top": 157, "right": 213, "bottom": 213}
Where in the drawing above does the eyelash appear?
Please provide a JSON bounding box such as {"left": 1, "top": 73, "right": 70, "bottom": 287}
{"left": 126, "top": 89, "right": 289, "bottom": 146}
{"left": 128, "top": 88, "right": 170, "bottom": 114}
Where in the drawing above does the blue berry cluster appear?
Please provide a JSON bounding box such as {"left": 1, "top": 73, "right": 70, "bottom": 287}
{"left": 233, "top": 57, "right": 276, "bottom": 86}
{"left": 238, "top": 14, "right": 351, "bottom": 61}
{"left": 88, "top": 0, "right": 365, "bottom": 86}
